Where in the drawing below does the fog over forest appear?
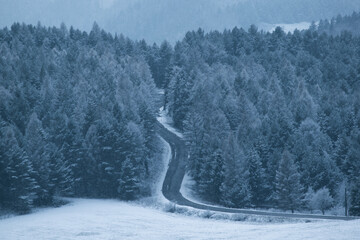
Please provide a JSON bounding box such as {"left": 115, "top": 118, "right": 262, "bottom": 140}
{"left": 1, "top": 0, "right": 360, "bottom": 42}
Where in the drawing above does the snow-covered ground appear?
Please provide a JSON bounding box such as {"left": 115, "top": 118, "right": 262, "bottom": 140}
{"left": 1, "top": 198, "right": 359, "bottom": 240}
{"left": 180, "top": 173, "right": 222, "bottom": 208}
{"left": 156, "top": 106, "right": 184, "bottom": 138}
{"left": 180, "top": 173, "right": 198, "bottom": 202}
{"left": 180, "top": 174, "right": 238, "bottom": 209}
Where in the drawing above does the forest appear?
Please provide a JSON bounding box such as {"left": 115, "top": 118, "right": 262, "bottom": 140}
{"left": 0, "top": 12, "right": 360, "bottom": 215}
{"left": 0, "top": 22, "right": 160, "bottom": 212}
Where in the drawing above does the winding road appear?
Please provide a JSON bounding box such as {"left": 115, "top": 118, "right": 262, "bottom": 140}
{"left": 157, "top": 116, "right": 358, "bottom": 221}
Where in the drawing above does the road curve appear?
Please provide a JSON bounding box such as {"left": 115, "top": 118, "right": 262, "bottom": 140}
{"left": 157, "top": 121, "right": 358, "bottom": 221}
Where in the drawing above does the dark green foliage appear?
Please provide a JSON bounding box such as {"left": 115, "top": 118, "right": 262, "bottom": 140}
{"left": 0, "top": 23, "right": 158, "bottom": 212}
{"left": 197, "top": 150, "right": 224, "bottom": 203}
{"left": 220, "top": 135, "right": 251, "bottom": 208}
{"left": 118, "top": 158, "right": 141, "bottom": 200}
{"left": 1, "top": 11, "right": 360, "bottom": 214}
{"left": 275, "top": 151, "right": 303, "bottom": 213}
{"left": 164, "top": 12, "right": 360, "bottom": 212}
{"left": 0, "top": 125, "right": 38, "bottom": 213}
{"left": 349, "top": 179, "right": 360, "bottom": 216}
{"left": 247, "top": 148, "right": 268, "bottom": 206}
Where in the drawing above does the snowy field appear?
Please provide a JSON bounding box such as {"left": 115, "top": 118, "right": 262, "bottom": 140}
{"left": 0, "top": 198, "right": 359, "bottom": 240}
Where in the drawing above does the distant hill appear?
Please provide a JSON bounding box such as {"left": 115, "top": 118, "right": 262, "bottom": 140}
{"left": 317, "top": 12, "right": 360, "bottom": 35}
{"left": 1, "top": 0, "right": 360, "bottom": 42}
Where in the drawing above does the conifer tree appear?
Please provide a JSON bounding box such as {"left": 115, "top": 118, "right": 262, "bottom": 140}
{"left": 220, "top": 134, "right": 250, "bottom": 208}
{"left": 118, "top": 157, "right": 140, "bottom": 200}
{"left": 0, "top": 125, "right": 38, "bottom": 213}
{"left": 275, "top": 150, "right": 303, "bottom": 213}
{"left": 24, "top": 113, "right": 52, "bottom": 205}
{"left": 247, "top": 147, "right": 267, "bottom": 206}
{"left": 349, "top": 178, "right": 360, "bottom": 216}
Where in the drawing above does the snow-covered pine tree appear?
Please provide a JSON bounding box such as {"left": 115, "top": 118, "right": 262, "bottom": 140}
{"left": 0, "top": 125, "right": 39, "bottom": 213}
{"left": 350, "top": 178, "right": 360, "bottom": 216}
{"left": 220, "top": 134, "right": 250, "bottom": 208}
{"left": 275, "top": 150, "right": 303, "bottom": 213}
{"left": 24, "top": 113, "right": 52, "bottom": 205}
{"left": 247, "top": 147, "right": 267, "bottom": 207}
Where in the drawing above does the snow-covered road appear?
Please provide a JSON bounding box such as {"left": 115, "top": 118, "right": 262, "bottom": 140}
{"left": 1, "top": 199, "right": 359, "bottom": 240}
{"left": 156, "top": 102, "right": 357, "bottom": 221}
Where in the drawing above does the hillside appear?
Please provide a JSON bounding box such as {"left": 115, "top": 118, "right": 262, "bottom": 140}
{"left": 1, "top": 9, "right": 360, "bottom": 217}
{"left": 1, "top": 0, "right": 360, "bottom": 42}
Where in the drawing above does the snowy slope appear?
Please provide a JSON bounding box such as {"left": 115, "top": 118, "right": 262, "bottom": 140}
{"left": 0, "top": 198, "right": 359, "bottom": 240}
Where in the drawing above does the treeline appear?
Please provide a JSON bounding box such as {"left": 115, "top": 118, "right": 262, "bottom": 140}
{"left": 318, "top": 11, "right": 360, "bottom": 36}
{"left": 0, "top": 22, "right": 160, "bottom": 213}
{"left": 161, "top": 23, "right": 360, "bottom": 214}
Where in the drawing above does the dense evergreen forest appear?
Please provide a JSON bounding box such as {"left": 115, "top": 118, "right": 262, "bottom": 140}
{"left": 162, "top": 20, "right": 360, "bottom": 215}
{"left": 1, "top": 12, "right": 360, "bottom": 216}
{"left": 0, "top": 22, "right": 160, "bottom": 212}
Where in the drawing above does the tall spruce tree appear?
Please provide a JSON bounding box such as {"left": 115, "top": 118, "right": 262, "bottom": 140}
{"left": 0, "top": 125, "right": 38, "bottom": 213}
{"left": 247, "top": 147, "right": 267, "bottom": 207}
{"left": 275, "top": 150, "right": 303, "bottom": 213}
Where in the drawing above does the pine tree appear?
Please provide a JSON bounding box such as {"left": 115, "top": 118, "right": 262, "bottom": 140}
{"left": 116, "top": 122, "right": 147, "bottom": 200}
{"left": 118, "top": 157, "right": 140, "bottom": 200}
{"left": 349, "top": 178, "right": 360, "bottom": 216}
{"left": 0, "top": 125, "right": 39, "bottom": 213}
{"left": 158, "top": 41, "right": 173, "bottom": 88}
{"left": 5, "top": 148, "right": 39, "bottom": 213}
{"left": 247, "top": 147, "right": 267, "bottom": 207}
{"left": 24, "top": 113, "right": 52, "bottom": 205}
{"left": 96, "top": 122, "right": 119, "bottom": 198}
{"left": 198, "top": 149, "right": 224, "bottom": 203}
{"left": 220, "top": 134, "right": 250, "bottom": 208}
{"left": 167, "top": 67, "right": 190, "bottom": 129}
{"left": 275, "top": 150, "right": 303, "bottom": 213}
